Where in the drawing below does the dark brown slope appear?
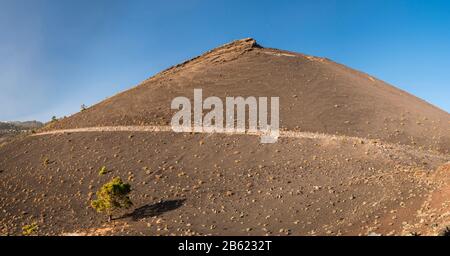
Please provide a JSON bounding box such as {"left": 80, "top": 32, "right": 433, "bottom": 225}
{"left": 44, "top": 38, "right": 450, "bottom": 153}
{"left": 1, "top": 131, "right": 449, "bottom": 235}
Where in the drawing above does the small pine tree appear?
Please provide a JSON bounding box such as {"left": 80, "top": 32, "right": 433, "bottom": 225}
{"left": 51, "top": 116, "right": 58, "bottom": 122}
{"left": 91, "top": 177, "right": 132, "bottom": 222}
{"left": 81, "top": 104, "right": 87, "bottom": 111}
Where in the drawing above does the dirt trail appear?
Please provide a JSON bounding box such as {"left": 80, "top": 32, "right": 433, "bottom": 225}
{"left": 34, "top": 125, "right": 389, "bottom": 143}
{"left": 34, "top": 125, "right": 446, "bottom": 157}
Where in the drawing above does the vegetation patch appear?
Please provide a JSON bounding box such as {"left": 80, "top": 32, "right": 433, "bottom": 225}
{"left": 98, "top": 166, "right": 109, "bottom": 176}
{"left": 22, "top": 222, "right": 38, "bottom": 236}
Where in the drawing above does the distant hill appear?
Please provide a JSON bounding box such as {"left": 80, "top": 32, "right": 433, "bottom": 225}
{"left": 0, "top": 120, "right": 43, "bottom": 149}
{"left": 0, "top": 121, "right": 43, "bottom": 131}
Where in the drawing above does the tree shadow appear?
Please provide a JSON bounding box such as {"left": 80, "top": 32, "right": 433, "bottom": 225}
{"left": 439, "top": 227, "right": 450, "bottom": 236}
{"left": 121, "top": 199, "right": 186, "bottom": 221}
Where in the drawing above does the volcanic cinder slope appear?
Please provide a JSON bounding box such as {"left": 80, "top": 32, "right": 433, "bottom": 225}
{"left": 1, "top": 38, "right": 449, "bottom": 236}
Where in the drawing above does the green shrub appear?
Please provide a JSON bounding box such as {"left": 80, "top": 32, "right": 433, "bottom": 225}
{"left": 22, "top": 222, "right": 38, "bottom": 236}
{"left": 98, "top": 166, "right": 109, "bottom": 176}
{"left": 91, "top": 177, "right": 132, "bottom": 222}
{"left": 42, "top": 157, "right": 50, "bottom": 167}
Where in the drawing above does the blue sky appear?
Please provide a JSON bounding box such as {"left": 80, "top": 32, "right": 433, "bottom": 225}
{"left": 1, "top": 0, "right": 449, "bottom": 122}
